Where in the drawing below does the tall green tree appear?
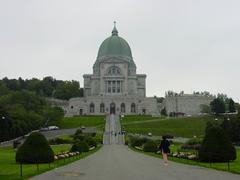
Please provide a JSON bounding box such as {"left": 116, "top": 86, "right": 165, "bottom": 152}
{"left": 228, "top": 98, "right": 236, "bottom": 113}
{"left": 199, "top": 126, "right": 236, "bottom": 162}
{"left": 0, "top": 106, "right": 12, "bottom": 142}
{"left": 54, "top": 80, "right": 81, "bottom": 100}
{"left": 16, "top": 132, "right": 54, "bottom": 164}
{"left": 210, "top": 98, "right": 226, "bottom": 115}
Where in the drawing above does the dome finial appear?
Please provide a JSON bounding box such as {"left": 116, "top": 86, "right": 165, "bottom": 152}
{"left": 112, "top": 21, "right": 118, "bottom": 36}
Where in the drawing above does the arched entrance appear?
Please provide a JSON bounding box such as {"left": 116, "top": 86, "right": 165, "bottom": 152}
{"left": 79, "top": 109, "right": 83, "bottom": 115}
{"left": 110, "top": 102, "right": 116, "bottom": 114}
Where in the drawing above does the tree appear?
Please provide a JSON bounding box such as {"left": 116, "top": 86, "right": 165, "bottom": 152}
{"left": 43, "top": 106, "right": 64, "bottom": 125}
{"left": 210, "top": 98, "right": 226, "bottom": 115}
{"left": 0, "top": 81, "right": 9, "bottom": 96}
{"left": 0, "top": 106, "right": 12, "bottom": 142}
{"left": 54, "top": 80, "right": 81, "bottom": 100}
{"left": 221, "top": 117, "right": 240, "bottom": 144}
{"left": 40, "top": 76, "right": 55, "bottom": 97}
{"left": 0, "top": 91, "right": 58, "bottom": 141}
{"left": 16, "top": 132, "right": 54, "bottom": 164}
{"left": 199, "top": 126, "right": 236, "bottom": 162}
{"left": 161, "top": 107, "right": 167, "bottom": 116}
{"left": 228, "top": 98, "right": 236, "bottom": 113}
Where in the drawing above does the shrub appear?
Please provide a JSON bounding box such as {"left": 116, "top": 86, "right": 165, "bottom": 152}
{"left": 74, "top": 129, "right": 83, "bottom": 135}
{"left": 199, "top": 126, "right": 236, "bottom": 162}
{"left": 85, "top": 137, "right": 97, "bottom": 147}
{"left": 71, "top": 141, "right": 89, "bottom": 152}
{"left": 93, "top": 134, "right": 103, "bottom": 144}
{"left": 181, "top": 144, "right": 201, "bottom": 150}
{"left": 130, "top": 136, "right": 149, "bottom": 147}
{"left": 143, "top": 140, "right": 158, "bottom": 152}
{"left": 186, "top": 138, "right": 202, "bottom": 145}
{"left": 48, "top": 137, "right": 73, "bottom": 145}
{"left": 16, "top": 132, "right": 54, "bottom": 164}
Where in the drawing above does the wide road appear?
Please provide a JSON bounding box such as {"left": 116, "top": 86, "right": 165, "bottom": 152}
{"left": 32, "top": 115, "right": 240, "bottom": 180}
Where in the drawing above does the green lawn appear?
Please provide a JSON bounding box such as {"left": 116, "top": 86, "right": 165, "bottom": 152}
{"left": 123, "top": 116, "right": 220, "bottom": 138}
{"left": 54, "top": 116, "right": 105, "bottom": 129}
{"left": 121, "top": 115, "right": 162, "bottom": 124}
{"left": 131, "top": 145, "right": 240, "bottom": 174}
{"left": 169, "top": 146, "right": 240, "bottom": 174}
{"left": 0, "top": 144, "right": 101, "bottom": 180}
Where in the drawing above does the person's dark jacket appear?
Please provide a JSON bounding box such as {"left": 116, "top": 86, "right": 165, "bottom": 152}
{"left": 159, "top": 139, "right": 170, "bottom": 154}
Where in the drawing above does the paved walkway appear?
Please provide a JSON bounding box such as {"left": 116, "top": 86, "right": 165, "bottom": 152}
{"left": 32, "top": 115, "right": 240, "bottom": 180}
{"left": 103, "top": 114, "right": 124, "bottom": 145}
{"left": 32, "top": 145, "right": 240, "bottom": 180}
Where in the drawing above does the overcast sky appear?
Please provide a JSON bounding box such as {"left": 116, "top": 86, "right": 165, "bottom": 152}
{"left": 0, "top": 0, "right": 240, "bottom": 101}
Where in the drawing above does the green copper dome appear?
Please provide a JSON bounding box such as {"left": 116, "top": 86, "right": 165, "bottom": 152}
{"left": 95, "top": 23, "right": 136, "bottom": 68}
{"left": 97, "top": 34, "right": 133, "bottom": 59}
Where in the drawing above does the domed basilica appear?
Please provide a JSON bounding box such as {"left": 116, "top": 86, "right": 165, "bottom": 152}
{"left": 66, "top": 23, "right": 159, "bottom": 116}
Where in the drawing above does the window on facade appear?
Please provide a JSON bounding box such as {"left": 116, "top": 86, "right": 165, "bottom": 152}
{"left": 106, "top": 80, "right": 121, "bottom": 94}
{"left": 112, "top": 81, "right": 116, "bottom": 93}
{"left": 121, "top": 103, "right": 125, "bottom": 113}
{"left": 131, "top": 103, "right": 136, "bottom": 113}
{"left": 90, "top": 103, "right": 95, "bottom": 113}
{"left": 100, "top": 103, "right": 105, "bottom": 113}
{"left": 108, "top": 66, "right": 121, "bottom": 75}
{"left": 117, "top": 81, "right": 120, "bottom": 93}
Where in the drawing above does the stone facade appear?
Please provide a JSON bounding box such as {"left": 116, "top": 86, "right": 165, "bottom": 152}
{"left": 58, "top": 24, "right": 214, "bottom": 117}
{"left": 163, "top": 94, "right": 214, "bottom": 116}
{"left": 65, "top": 24, "right": 159, "bottom": 116}
{"left": 67, "top": 96, "right": 159, "bottom": 116}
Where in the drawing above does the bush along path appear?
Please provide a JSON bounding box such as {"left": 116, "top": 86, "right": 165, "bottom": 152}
{"left": 31, "top": 115, "right": 240, "bottom": 180}
{"left": 0, "top": 129, "right": 102, "bottom": 180}
{"left": 127, "top": 130, "right": 240, "bottom": 174}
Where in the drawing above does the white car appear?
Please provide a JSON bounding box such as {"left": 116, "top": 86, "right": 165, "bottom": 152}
{"left": 48, "top": 126, "right": 59, "bottom": 130}
{"left": 80, "top": 126, "right": 86, "bottom": 130}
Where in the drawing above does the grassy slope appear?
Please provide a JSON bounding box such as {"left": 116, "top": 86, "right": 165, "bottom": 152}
{"left": 121, "top": 115, "right": 161, "bottom": 123}
{"left": 54, "top": 116, "right": 105, "bottom": 129}
{"left": 131, "top": 145, "right": 240, "bottom": 174}
{"left": 123, "top": 116, "right": 218, "bottom": 138}
{"left": 0, "top": 144, "right": 100, "bottom": 180}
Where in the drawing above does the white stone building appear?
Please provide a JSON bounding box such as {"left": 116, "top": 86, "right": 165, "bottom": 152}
{"left": 55, "top": 24, "right": 214, "bottom": 117}
{"left": 66, "top": 24, "right": 159, "bottom": 116}
{"left": 163, "top": 94, "right": 214, "bottom": 116}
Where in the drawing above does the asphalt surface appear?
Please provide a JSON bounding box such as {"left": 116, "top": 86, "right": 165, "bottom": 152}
{"left": 32, "top": 114, "right": 240, "bottom": 180}
{"left": 32, "top": 144, "right": 240, "bottom": 180}
{"left": 103, "top": 114, "right": 124, "bottom": 145}
{"left": 0, "top": 128, "right": 95, "bottom": 147}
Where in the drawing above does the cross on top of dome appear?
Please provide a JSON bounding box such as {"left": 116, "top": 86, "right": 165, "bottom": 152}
{"left": 112, "top": 21, "right": 118, "bottom": 36}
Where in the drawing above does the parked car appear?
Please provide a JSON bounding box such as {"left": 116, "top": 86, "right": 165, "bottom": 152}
{"left": 40, "top": 126, "right": 59, "bottom": 131}
{"left": 48, "top": 126, "right": 59, "bottom": 130}
{"left": 80, "top": 126, "right": 86, "bottom": 130}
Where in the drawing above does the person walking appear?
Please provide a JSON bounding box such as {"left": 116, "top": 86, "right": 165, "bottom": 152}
{"left": 159, "top": 136, "right": 170, "bottom": 166}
